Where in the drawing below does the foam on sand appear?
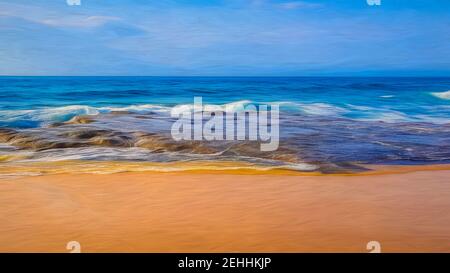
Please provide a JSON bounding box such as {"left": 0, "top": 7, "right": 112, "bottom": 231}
{"left": 0, "top": 160, "right": 320, "bottom": 177}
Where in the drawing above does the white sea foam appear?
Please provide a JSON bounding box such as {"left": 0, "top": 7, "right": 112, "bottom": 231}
{"left": 277, "top": 101, "right": 347, "bottom": 116}
{"left": 20, "top": 147, "right": 158, "bottom": 162}
{"left": 99, "top": 104, "right": 171, "bottom": 113}
{"left": 431, "top": 90, "right": 450, "bottom": 100}
{"left": 0, "top": 104, "right": 173, "bottom": 126}
{"left": 0, "top": 101, "right": 258, "bottom": 126}
{"left": 345, "top": 104, "right": 373, "bottom": 111}
{"left": 1, "top": 99, "right": 449, "bottom": 127}
{"left": 1, "top": 145, "right": 320, "bottom": 174}
{"left": 283, "top": 163, "right": 318, "bottom": 171}
{"left": 0, "top": 163, "right": 318, "bottom": 176}
{"left": 172, "top": 100, "right": 254, "bottom": 113}
{"left": 297, "top": 103, "right": 348, "bottom": 116}
{"left": 0, "top": 101, "right": 259, "bottom": 130}
{"left": 0, "top": 105, "right": 100, "bottom": 124}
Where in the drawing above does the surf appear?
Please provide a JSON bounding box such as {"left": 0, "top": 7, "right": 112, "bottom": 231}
{"left": 431, "top": 90, "right": 450, "bottom": 100}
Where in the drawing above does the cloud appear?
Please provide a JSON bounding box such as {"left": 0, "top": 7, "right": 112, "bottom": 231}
{"left": 1, "top": 0, "right": 449, "bottom": 76}
{"left": 0, "top": 2, "right": 119, "bottom": 29}
{"left": 41, "top": 15, "right": 120, "bottom": 28}
{"left": 278, "top": 1, "right": 322, "bottom": 10}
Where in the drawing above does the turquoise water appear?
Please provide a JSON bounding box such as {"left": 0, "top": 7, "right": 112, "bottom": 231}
{"left": 0, "top": 76, "right": 450, "bottom": 170}
{"left": 1, "top": 77, "right": 450, "bottom": 126}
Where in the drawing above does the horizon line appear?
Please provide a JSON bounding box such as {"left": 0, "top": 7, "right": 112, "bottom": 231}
{"left": 1, "top": 75, "right": 450, "bottom": 78}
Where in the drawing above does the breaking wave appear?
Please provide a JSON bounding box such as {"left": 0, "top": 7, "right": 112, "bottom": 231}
{"left": 431, "top": 90, "right": 450, "bottom": 100}
{"left": 1, "top": 101, "right": 450, "bottom": 129}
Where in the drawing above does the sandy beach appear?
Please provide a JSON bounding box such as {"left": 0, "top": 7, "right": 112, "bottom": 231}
{"left": 2, "top": 0, "right": 450, "bottom": 258}
{"left": 1, "top": 166, "right": 449, "bottom": 253}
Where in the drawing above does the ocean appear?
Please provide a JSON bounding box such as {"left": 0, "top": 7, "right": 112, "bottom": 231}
{"left": 1, "top": 76, "right": 450, "bottom": 174}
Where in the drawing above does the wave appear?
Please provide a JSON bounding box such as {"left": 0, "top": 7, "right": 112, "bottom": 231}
{"left": 0, "top": 101, "right": 264, "bottom": 129}
{"left": 99, "top": 104, "right": 171, "bottom": 113}
{"left": 275, "top": 101, "right": 347, "bottom": 116}
{"left": 280, "top": 102, "right": 449, "bottom": 124}
{"left": 172, "top": 100, "right": 254, "bottom": 114}
{"left": 296, "top": 103, "right": 348, "bottom": 116}
{"left": 0, "top": 104, "right": 171, "bottom": 128}
{"left": 0, "top": 105, "right": 98, "bottom": 118}
{"left": 431, "top": 90, "right": 450, "bottom": 100}
{"left": 1, "top": 98, "right": 450, "bottom": 129}
{"left": 0, "top": 105, "right": 100, "bottom": 128}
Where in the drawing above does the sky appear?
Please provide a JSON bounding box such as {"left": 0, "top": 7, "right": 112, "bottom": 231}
{"left": 0, "top": 0, "right": 450, "bottom": 76}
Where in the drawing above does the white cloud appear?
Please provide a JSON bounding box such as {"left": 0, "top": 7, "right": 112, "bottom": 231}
{"left": 0, "top": 2, "right": 119, "bottom": 28}
{"left": 41, "top": 15, "right": 120, "bottom": 28}
{"left": 278, "top": 1, "right": 321, "bottom": 10}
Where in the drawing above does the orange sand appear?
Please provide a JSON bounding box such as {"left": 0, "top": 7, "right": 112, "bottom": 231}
{"left": 0, "top": 167, "right": 450, "bottom": 252}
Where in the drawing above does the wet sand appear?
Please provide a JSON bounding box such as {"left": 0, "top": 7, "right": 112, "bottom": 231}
{"left": 1, "top": 167, "right": 450, "bottom": 252}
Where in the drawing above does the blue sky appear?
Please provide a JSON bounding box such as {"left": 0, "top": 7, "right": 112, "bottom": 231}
{"left": 0, "top": 0, "right": 449, "bottom": 76}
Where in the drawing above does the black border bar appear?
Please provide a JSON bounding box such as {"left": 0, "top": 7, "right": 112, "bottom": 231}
{"left": 1, "top": 253, "right": 448, "bottom": 272}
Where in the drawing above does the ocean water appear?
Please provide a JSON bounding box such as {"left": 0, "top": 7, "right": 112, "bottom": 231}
{"left": 1, "top": 76, "right": 450, "bottom": 173}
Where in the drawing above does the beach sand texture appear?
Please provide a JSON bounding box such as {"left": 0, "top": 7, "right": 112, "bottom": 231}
{"left": 1, "top": 166, "right": 449, "bottom": 253}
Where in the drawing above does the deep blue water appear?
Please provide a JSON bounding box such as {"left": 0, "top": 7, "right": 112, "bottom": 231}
{"left": 0, "top": 76, "right": 450, "bottom": 169}
{"left": 1, "top": 76, "right": 450, "bottom": 127}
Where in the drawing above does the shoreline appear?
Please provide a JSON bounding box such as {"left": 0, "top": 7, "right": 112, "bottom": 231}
{"left": 1, "top": 160, "right": 450, "bottom": 178}
{"left": 1, "top": 166, "right": 450, "bottom": 252}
